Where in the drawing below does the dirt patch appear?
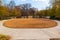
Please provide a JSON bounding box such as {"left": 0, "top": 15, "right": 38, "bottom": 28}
{"left": 3, "top": 18, "right": 57, "bottom": 28}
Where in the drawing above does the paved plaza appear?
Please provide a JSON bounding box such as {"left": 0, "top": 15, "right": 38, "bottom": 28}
{"left": 0, "top": 20, "right": 60, "bottom": 40}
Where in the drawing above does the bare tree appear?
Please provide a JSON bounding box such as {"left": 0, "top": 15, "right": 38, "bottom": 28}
{"left": 8, "top": 0, "right": 15, "bottom": 9}
{"left": 8, "top": 0, "right": 16, "bottom": 17}
{"left": 20, "top": 3, "right": 31, "bottom": 18}
{"left": 29, "top": 7, "right": 38, "bottom": 18}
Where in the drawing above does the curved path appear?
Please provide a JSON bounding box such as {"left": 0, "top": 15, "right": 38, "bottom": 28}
{"left": 0, "top": 20, "right": 60, "bottom": 40}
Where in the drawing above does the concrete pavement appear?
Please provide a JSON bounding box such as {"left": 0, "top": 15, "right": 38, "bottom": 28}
{"left": 0, "top": 20, "right": 60, "bottom": 40}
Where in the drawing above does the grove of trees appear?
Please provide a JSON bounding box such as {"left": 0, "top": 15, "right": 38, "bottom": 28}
{"left": 0, "top": 0, "right": 60, "bottom": 20}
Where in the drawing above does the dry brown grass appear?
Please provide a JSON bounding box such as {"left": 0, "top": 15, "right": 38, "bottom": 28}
{"left": 3, "top": 18, "right": 57, "bottom": 28}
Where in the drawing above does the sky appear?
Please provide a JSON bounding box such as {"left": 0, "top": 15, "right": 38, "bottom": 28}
{"left": 3, "top": 0, "right": 50, "bottom": 10}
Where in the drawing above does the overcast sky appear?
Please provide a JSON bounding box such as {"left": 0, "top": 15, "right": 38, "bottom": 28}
{"left": 3, "top": 0, "right": 50, "bottom": 10}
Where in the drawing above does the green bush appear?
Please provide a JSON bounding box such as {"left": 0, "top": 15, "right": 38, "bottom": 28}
{"left": 0, "top": 34, "right": 11, "bottom": 40}
{"left": 50, "top": 15, "right": 55, "bottom": 19}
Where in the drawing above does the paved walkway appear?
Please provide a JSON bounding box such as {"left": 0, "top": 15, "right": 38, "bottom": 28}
{"left": 0, "top": 20, "right": 60, "bottom": 40}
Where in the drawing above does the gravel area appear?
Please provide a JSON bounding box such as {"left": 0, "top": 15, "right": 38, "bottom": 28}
{"left": 3, "top": 18, "right": 57, "bottom": 28}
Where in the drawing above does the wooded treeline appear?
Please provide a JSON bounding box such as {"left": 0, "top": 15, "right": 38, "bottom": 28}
{"left": 0, "top": 0, "right": 60, "bottom": 20}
